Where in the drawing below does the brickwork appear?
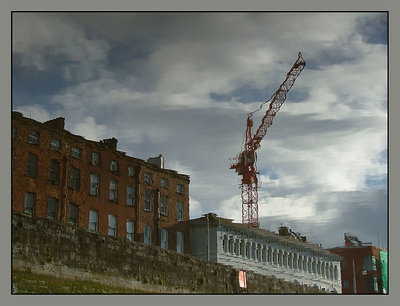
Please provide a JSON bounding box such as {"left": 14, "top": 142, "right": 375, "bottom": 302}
{"left": 12, "top": 211, "right": 325, "bottom": 293}
{"left": 12, "top": 111, "right": 190, "bottom": 251}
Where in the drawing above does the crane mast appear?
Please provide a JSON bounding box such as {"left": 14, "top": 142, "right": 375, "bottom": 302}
{"left": 230, "top": 52, "right": 306, "bottom": 227}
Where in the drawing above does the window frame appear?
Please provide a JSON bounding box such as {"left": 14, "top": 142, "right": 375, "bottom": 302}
{"left": 71, "top": 146, "right": 81, "bottom": 160}
{"left": 160, "top": 195, "right": 168, "bottom": 216}
{"left": 109, "top": 179, "right": 118, "bottom": 202}
{"left": 24, "top": 192, "right": 35, "bottom": 216}
{"left": 108, "top": 214, "right": 117, "bottom": 237}
{"left": 70, "top": 166, "right": 80, "bottom": 190}
{"left": 144, "top": 224, "right": 152, "bottom": 245}
{"left": 177, "top": 231, "right": 184, "bottom": 254}
{"left": 144, "top": 189, "right": 152, "bottom": 211}
{"left": 110, "top": 160, "right": 119, "bottom": 172}
{"left": 161, "top": 228, "right": 168, "bottom": 250}
{"left": 27, "top": 153, "right": 38, "bottom": 178}
{"left": 46, "top": 197, "right": 58, "bottom": 221}
{"left": 176, "top": 201, "right": 184, "bottom": 221}
{"left": 89, "top": 210, "right": 99, "bottom": 232}
{"left": 126, "top": 185, "right": 135, "bottom": 206}
{"left": 28, "top": 130, "right": 39, "bottom": 144}
{"left": 91, "top": 152, "right": 100, "bottom": 166}
{"left": 176, "top": 184, "right": 184, "bottom": 195}
{"left": 49, "top": 159, "right": 60, "bottom": 183}
{"left": 90, "top": 174, "right": 100, "bottom": 196}
{"left": 50, "top": 138, "right": 61, "bottom": 151}
{"left": 68, "top": 203, "right": 79, "bottom": 226}
{"left": 126, "top": 219, "right": 134, "bottom": 241}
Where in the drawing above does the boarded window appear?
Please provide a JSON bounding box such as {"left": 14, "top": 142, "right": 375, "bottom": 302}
{"left": 177, "top": 231, "right": 184, "bottom": 254}
{"left": 109, "top": 180, "right": 118, "bottom": 201}
{"left": 144, "top": 190, "right": 151, "bottom": 211}
{"left": 161, "top": 195, "right": 168, "bottom": 216}
{"left": 70, "top": 167, "right": 80, "bottom": 190}
{"left": 71, "top": 146, "right": 81, "bottom": 159}
{"left": 49, "top": 159, "right": 59, "bottom": 183}
{"left": 89, "top": 210, "right": 98, "bottom": 232}
{"left": 144, "top": 224, "right": 152, "bottom": 245}
{"left": 47, "top": 197, "right": 58, "bottom": 220}
{"left": 27, "top": 153, "right": 38, "bottom": 177}
{"left": 126, "top": 186, "right": 135, "bottom": 206}
{"left": 24, "top": 192, "right": 35, "bottom": 216}
{"left": 28, "top": 131, "right": 39, "bottom": 144}
{"left": 90, "top": 174, "right": 99, "bottom": 195}
{"left": 126, "top": 220, "right": 134, "bottom": 241}
{"left": 176, "top": 202, "right": 184, "bottom": 221}
{"left": 68, "top": 203, "right": 78, "bottom": 226}
{"left": 161, "top": 229, "right": 168, "bottom": 250}
{"left": 108, "top": 214, "right": 117, "bottom": 236}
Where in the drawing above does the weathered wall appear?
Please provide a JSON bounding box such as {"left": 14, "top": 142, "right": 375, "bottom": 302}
{"left": 12, "top": 211, "right": 325, "bottom": 293}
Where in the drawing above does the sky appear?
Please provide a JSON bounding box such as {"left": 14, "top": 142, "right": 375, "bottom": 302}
{"left": 12, "top": 12, "right": 387, "bottom": 249}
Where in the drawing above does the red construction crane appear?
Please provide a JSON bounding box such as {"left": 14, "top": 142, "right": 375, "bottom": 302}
{"left": 230, "top": 52, "right": 306, "bottom": 228}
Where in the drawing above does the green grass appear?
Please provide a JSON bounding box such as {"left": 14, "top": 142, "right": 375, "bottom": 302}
{"left": 12, "top": 270, "right": 156, "bottom": 294}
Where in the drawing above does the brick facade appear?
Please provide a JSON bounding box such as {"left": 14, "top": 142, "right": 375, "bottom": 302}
{"left": 11, "top": 111, "right": 190, "bottom": 251}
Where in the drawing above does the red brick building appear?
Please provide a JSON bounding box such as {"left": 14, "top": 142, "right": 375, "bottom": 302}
{"left": 328, "top": 234, "right": 386, "bottom": 294}
{"left": 12, "top": 111, "right": 190, "bottom": 253}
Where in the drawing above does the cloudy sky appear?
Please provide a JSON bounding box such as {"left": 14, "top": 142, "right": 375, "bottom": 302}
{"left": 12, "top": 12, "right": 387, "bottom": 249}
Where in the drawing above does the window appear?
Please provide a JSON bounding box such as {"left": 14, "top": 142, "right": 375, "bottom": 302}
{"left": 71, "top": 146, "right": 81, "bottom": 159}
{"left": 27, "top": 153, "right": 38, "bottom": 177}
{"left": 109, "top": 180, "right": 118, "bottom": 201}
{"left": 161, "top": 195, "right": 168, "bottom": 216}
{"left": 47, "top": 197, "right": 58, "bottom": 220}
{"left": 342, "top": 259, "right": 348, "bottom": 268}
{"left": 24, "top": 192, "right": 35, "bottom": 216}
{"left": 365, "top": 277, "right": 378, "bottom": 292}
{"left": 144, "top": 190, "right": 152, "bottom": 211}
{"left": 110, "top": 160, "right": 118, "bottom": 172}
{"left": 68, "top": 203, "right": 78, "bottom": 226}
{"left": 126, "top": 220, "right": 134, "bottom": 241}
{"left": 144, "top": 224, "right": 152, "bottom": 245}
{"left": 12, "top": 127, "right": 16, "bottom": 139}
{"left": 91, "top": 152, "right": 100, "bottom": 165}
{"left": 89, "top": 210, "right": 98, "bottom": 232}
{"left": 90, "top": 174, "right": 99, "bottom": 196}
{"left": 126, "top": 186, "right": 135, "bottom": 206}
{"left": 49, "top": 159, "right": 60, "bottom": 183}
{"left": 161, "top": 178, "right": 168, "bottom": 188}
{"left": 363, "top": 256, "right": 377, "bottom": 271}
{"left": 70, "top": 167, "right": 80, "bottom": 190}
{"left": 176, "top": 184, "right": 184, "bottom": 194}
{"left": 343, "top": 280, "right": 349, "bottom": 289}
{"left": 177, "top": 231, "right": 184, "bottom": 254}
{"left": 50, "top": 139, "right": 61, "bottom": 151}
{"left": 128, "top": 166, "right": 135, "bottom": 177}
{"left": 161, "top": 229, "right": 168, "bottom": 250}
{"left": 176, "top": 202, "right": 184, "bottom": 221}
{"left": 108, "top": 214, "right": 117, "bottom": 236}
{"left": 144, "top": 173, "right": 153, "bottom": 185}
{"left": 28, "top": 131, "right": 39, "bottom": 144}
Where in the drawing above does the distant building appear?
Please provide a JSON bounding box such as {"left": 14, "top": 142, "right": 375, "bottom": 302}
{"left": 187, "top": 213, "right": 343, "bottom": 293}
{"left": 328, "top": 233, "right": 388, "bottom": 294}
{"left": 11, "top": 111, "right": 190, "bottom": 251}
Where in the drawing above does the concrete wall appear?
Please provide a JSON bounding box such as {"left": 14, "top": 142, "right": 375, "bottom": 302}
{"left": 12, "top": 211, "right": 326, "bottom": 294}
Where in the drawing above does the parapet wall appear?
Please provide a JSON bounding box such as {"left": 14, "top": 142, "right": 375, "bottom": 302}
{"left": 12, "top": 211, "right": 324, "bottom": 294}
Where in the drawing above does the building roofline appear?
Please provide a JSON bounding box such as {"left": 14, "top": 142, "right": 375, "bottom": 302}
{"left": 12, "top": 111, "right": 190, "bottom": 180}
